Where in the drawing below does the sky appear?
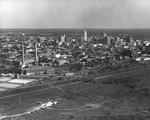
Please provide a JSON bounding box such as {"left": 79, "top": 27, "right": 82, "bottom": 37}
{"left": 0, "top": 0, "right": 150, "bottom": 28}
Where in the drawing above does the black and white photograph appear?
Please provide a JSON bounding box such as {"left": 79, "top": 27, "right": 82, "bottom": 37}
{"left": 0, "top": 0, "right": 150, "bottom": 120}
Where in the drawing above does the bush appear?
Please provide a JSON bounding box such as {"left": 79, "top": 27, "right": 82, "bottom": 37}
{"left": 101, "top": 78, "right": 139, "bottom": 89}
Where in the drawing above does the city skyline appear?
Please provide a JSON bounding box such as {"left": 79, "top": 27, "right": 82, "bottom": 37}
{"left": 0, "top": 0, "right": 150, "bottom": 29}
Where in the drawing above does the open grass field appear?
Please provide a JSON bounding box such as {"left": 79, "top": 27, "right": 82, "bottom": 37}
{"left": 0, "top": 67, "right": 150, "bottom": 120}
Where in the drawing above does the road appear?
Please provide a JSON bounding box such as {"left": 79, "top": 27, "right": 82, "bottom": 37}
{"left": 0, "top": 66, "right": 149, "bottom": 99}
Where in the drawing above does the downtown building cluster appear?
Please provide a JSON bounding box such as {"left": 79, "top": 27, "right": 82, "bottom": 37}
{"left": 0, "top": 30, "right": 149, "bottom": 76}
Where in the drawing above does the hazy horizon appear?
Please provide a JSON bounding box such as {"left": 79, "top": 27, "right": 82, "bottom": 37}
{"left": 0, "top": 0, "right": 150, "bottom": 29}
{"left": 1, "top": 28, "right": 150, "bottom": 29}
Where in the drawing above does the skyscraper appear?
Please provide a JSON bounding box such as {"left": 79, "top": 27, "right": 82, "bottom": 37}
{"left": 61, "top": 34, "right": 66, "bottom": 43}
{"left": 106, "top": 36, "right": 111, "bottom": 45}
{"left": 101, "top": 31, "right": 107, "bottom": 38}
{"left": 84, "top": 30, "right": 87, "bottom": 41}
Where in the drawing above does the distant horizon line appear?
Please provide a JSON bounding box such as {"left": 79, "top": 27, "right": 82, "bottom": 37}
{"left": 1, "top": 28, "right": 150, "bottom": 30}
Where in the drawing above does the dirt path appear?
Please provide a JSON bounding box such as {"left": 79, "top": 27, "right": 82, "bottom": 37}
{"left": 0, "top": 102, "right": 103, "bottom": 120}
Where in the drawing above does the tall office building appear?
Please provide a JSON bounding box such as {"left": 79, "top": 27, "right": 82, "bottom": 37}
{"left": 84, "top": 30, "right": 87, "bottom": 41}
{"left": 125, "top": 36, "right": 133, "bottom": 44}
{"left": 115, "top": 36, "right": 121, "bottom": 47}
{"left": 101, "top": 31, "right": 107, "bottom": 38}
{"left": 61, "top": 34, "right": 66, "bottom": 43}
{"left": 106, "top": 36, "right": 111, "bottom": 45}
